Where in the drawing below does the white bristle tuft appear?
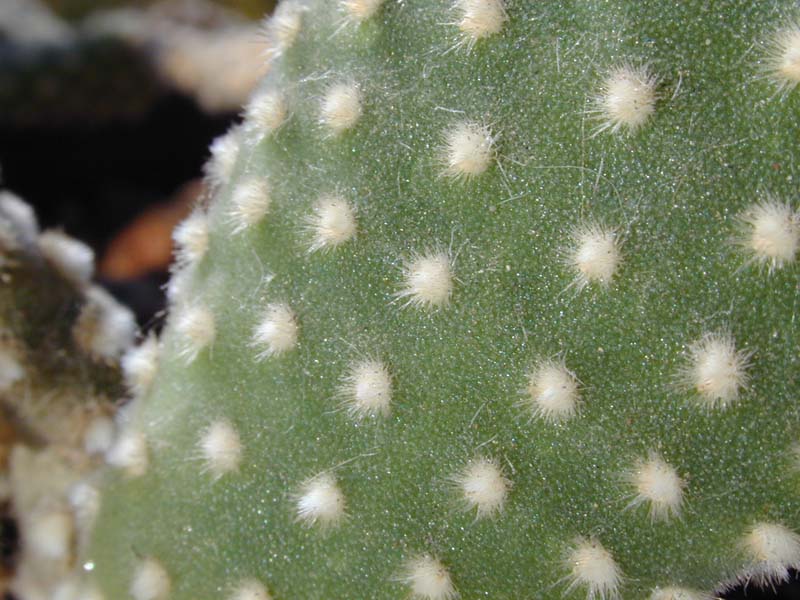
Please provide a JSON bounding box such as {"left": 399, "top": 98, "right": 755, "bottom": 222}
{"left": 251, "top": 303, "right": 298, "bottom": 359}
{"left": 738, "top": 198, "right": 799, "bottom": 272}
{"left": 84, "top": 415, "right": 116, "bottom": 456}
{"left": 245, "top": 89, "right": 288, "bottom": 135}
{"left": 38, "top": 230, "right": 94, "bottom": 285}
{"left": 401, "top": 555, "right": 458, "bottom": 600}
{"left": 230, "top": 178, "right": 271, "bottom": 234}
{"left": 742, "top": 522, "right": 800, "bottom": 585}
{"left": 68, "top": 481, "right": 101, "bottom": 537}
{"left": 229, "top": 578, "right": 272, "bottom": 600}
{"left": 320, "top": 82, "right": 362, "bottom": 134}
{"left": 175, "top": 304, "right": 216, "bottom": 364}
{"left": 206, "top": 130, "right": 241, "bottom": 187}
{"left": 680, "top": 331, "right": 751, "bottom": 409}
{"left": 52, "top": 577, "right": 106, "bottom": 600}
{"left": 121, "top": 334, "right": 160, "bottom": 397}
{"left": 455, "top": 0, "right": 507, "bottom": 46}
{"left": 106, "top": 429, "right": 148, "bottom": 477}
{"left": 295, "top": 472, "right": 346, "bottom": 529}
{"left": 199, "top": 419, "right": 242, "bottom": 479}
{"left": 594, "top": 64, "right": 658, "bottom": 135}
{"left": 339, "top": 358, "right": 392, "bottom": 419}
{"left": 341, "top": 0, "right": 384, "bottom": 22}
{"left": 564, "top": 538, "right": 622, "bottom": 600}
{"left": 73, "top": 286, "right": 137, "bottom": 362}
{"left": 397, "top": 251, "right": 454, "bottom": 309}
{"left": 0, "top": 218, "right": 17, "bottom": 254}
{"left": 306, "top": 196, "right": 357, "bottom": 252}
{"left": 0, "top": 191, "right": 38, "bottom": 243}
{"left": 262, "top": 1, "right": 304, "bottom": 62}
{"left": 441, "top": 121, "right": 495, "bottom": 179}
{"left": 165, "top": 264, "right": 194, "bottom": 307}
{"left": 0, "top": 345, "right": 24, "bottom": 392}
{"left": 173, "top": 209, "right": 209, "bottom": 268}
{"left": 764, "top": 22, "right": 800, "bottom": 94}
{"left": 626, "top": 452, "right": 685, "bottom": 522}
{"left": 567, "top": 222, "right": 622, "bottom": 291}
{"left": 27, "top": 506, "right": 73, "bottom": 560}
{"left": 52, "top": 579, "right": 80, "bottom": 600}
{"left": 522, "top": 359, "right": 581, "bottom": 423}
{"left": 131, "top": 557, "right": 171, "bottom": 600}
{"left": 455, "top": 456, "right": 511, "bottom": 518}
{"left": 649, "top": 586, "right": 709, "bottom": 600}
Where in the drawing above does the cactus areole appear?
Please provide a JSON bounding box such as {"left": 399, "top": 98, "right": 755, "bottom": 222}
{"left": 89, "top": 1, "right": 800, "bottom": 599}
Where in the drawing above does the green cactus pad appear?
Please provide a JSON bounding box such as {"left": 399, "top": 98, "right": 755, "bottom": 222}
{"left": 89, "top": 1, "right": 800, "bottom": 599}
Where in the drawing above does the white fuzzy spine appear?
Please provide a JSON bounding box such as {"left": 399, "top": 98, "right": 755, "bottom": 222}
{"left": 230, "top": 178, "right": 272, "bottom": 234}
{"left": 52, "top": 577, "right": 105, "bottom": 600}
{"left": 441, "top": 121, "right": 495, "bottom": 179}
{"left": 306, "top": 196, "right": 357, "bottom": 252}
{"left": 165, "top": 263, "right": 194, "bottom": 307}
{"left": 341, "top": 0, "right": 384, "bottom": 22}
{"left": 175, "top": 304, "right": 216, "bottom": 364}
{"left": 742, "top": 522, "right": 800, "bottom": 585}
{"left": 26, "top": 506, "right": 73, "bottom": 560}
{"left": 84, "top": 415, "right": 116, "bottom": 456}
{"left": 262, "top": 1, "right": 304, "bottom": 62}
{"left": 396, "top": 251, "right": 454, "bottom": 309}
{"left": 455, "top": 456, "right": 511, "bottom": 518}
{"left": 251, "top": 303, "right": 298, "bottom": 359}
{"left": 649, "top": 587, "right": 709, "bottom": 600}
{"left": 199, "top": 419, "right": 242, "bottom": 480}
{"left": 567, "top": 222, "right": 622, "bottom": 291}
{"left": 229, "top": 578, "right": 272, "bottom": 600}
{"left": 295, "top": 472, "right": 346, "bottom": 529}
{"left": 680, "top": 331, "right": 751, "bottom": 409}
{"left": 320, "top": 82, "right": 363, "bottom": 134}
{"left": 172, "top": 209, "right": 210, "bottom": 268}
{"left": 245, "top": 90, "right": 288, "bottom": 136}
{"left": 130, "top": 557, "right": 171, "bottom": 600}
{"left": 563, "top": 538, "right": 622, "bottom": 600}
{"left": 68, "top": 481, "right": 101, "bottom": 543}
{"left": 738, "top": 198, "right": 799, "bottom": 272}
{"left": 0, "top": 191, "right": 38, "bottom": 247}
{"left": 339, "top": 358, "right": 392, "bottom": 419}
{"left": 626, "top": 453, "right": 685, "bottom": 522}
{"left": 454, "top": 0, "right": 507, "bottom": 48}
{"left": 594, "top": 64, "right": 658, "bottom": 135}
{"left": 401, "top": 555, "right": 458, "bottom": 600}
{"left": 522, "top": 358, "right": 581, "bottom": 423}
{"left": 206, "top": 129, "right": 241, "bottom": 188}
{"left": 764, "top": 22, "right": 800, "bottom": 94}
{"left": 121, "top": 334, "right": 160, "bottom": 397}
{"left": 73, "top": 286, "right": 137, "bottom": 362}
{"left": 105, "top": 429, "right": 148, "bottom": 477}
{"left": 38, "top": 230, "right": 94, "bottom": 285}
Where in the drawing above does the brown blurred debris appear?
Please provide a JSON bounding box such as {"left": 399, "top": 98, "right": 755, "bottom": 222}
{"left": 85, "top": 0, "right": 270, "bottom": 113}
{"left": 0, "top": 0, "right": 270, "bottom": 126}
{"left": 99, "top": 179, "right": 203, "bottom": 280}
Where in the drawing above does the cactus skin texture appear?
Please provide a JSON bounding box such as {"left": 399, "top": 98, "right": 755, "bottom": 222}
{"left": 90, "top": 1, "right": 800, "bottom": 599}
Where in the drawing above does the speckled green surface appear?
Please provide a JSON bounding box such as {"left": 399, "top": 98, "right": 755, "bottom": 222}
{"left": 91, "top": 1, "right": 800, "bottom": 598}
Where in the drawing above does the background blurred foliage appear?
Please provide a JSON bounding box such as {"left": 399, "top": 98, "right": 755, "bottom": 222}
{"left": 42, "top": 0, "right": 276, "bottom": 21}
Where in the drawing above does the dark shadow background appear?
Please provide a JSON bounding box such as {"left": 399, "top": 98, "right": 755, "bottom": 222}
{"left": 0, "top": 90, "right": 233, "bottom": 329}
{"left": 0, "top": 0, "right": 276, "bottom": 331}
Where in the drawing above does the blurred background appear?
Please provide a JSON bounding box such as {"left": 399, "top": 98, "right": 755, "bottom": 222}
{"left": 1, "top": 1, "right": 799, "bottom": 598}
{"left": 0, "top": 0, "right": 275, "bottom": 336}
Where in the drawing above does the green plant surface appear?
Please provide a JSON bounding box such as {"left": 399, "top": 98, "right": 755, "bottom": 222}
{"left": 89, "top": 1, "right": 800, "bottom": 599}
